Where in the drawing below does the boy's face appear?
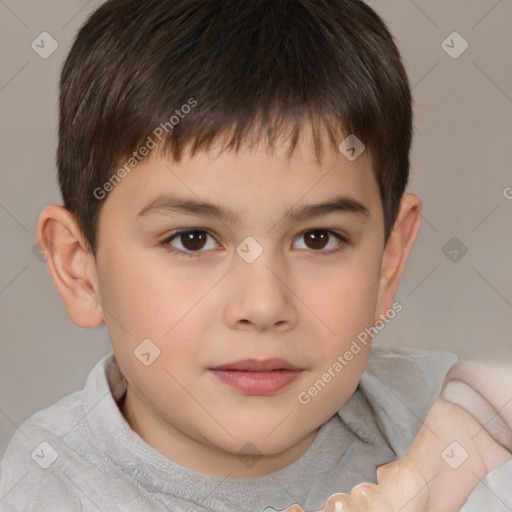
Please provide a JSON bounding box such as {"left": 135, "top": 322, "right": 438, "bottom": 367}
{"left": 42, "top": 127, "right": 421, "bottom": 477}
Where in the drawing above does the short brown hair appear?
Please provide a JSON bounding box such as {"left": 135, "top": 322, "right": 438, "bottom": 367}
{"left": 58, "top": 0, "right": 413, "bottom": 254}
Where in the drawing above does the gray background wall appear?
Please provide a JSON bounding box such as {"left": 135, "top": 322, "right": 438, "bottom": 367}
{"left": 1, "top": 0, "right": 511, "bottom": 461}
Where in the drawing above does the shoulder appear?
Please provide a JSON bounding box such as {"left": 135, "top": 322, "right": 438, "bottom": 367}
{"left": 344, "top": 344, "right": 460, "bottom": 458}
{"left": 0, "top": 354, "right": 115, "bottom": 511}
{"left": 0, "top": 460, "right": 82, "bottom": 510}
{"left": 0, "top": 391, "right": 85, "bottom": 510}
{"left": 363, "top": 344, "right": 460, "bottom": 412}
{"left": 364, "top": 344, "right": 460, "bottom": 391}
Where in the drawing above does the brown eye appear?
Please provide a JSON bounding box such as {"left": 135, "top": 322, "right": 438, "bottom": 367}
{"left": 293, "top": 229, "right": 346, "bottom": 254}
{"left": 180, "top": 230, "right": 207, "bottom": 250}
{"left": 304, "top": 230, "right": 329, "bottom": 250}
{"left": 164, "top": 229, "right": 218, "bottom": 256}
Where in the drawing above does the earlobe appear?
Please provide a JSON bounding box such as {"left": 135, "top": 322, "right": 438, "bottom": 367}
{"left": 375, "top": 193, "right": 422, "bottom": 320}
{"left": 36, "top": 204, "right": 104, "bottom": 328}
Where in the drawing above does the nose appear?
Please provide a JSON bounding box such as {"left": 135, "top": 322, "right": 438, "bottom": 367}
{"left": 222, "top": 248, "right": 299, "bottom": 333}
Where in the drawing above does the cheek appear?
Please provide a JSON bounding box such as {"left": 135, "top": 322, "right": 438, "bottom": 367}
{"left": 97, "top": 245, "right": 208, "bottom": 337}
{"left": 296, "top": 344, "right": 371, "bottom": 425}
{"left": 313, "top": 254, "right": 382, "bottom": 335}
{"left": 302, "top": 253, "right": 381, "bottom": 403}
{"left": 96, "top": 250, "right": 217, "bottom": 388}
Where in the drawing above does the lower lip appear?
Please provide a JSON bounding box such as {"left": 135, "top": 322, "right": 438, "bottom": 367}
{"left": 209, "top": 369, "right": 303, "bottom": 395}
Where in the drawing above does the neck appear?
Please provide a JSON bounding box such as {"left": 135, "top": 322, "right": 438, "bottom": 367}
{"left": 119, "top": 383, "right": 319, "bottom": 478}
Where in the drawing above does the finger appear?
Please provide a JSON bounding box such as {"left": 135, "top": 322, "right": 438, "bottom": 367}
{"left": 349, "top": 483, "right": 393, "bottom": 512}
{"left": 321, "top": 493, "right": 354, "bottom": 512}
{"left": 445, "top": 361, "right": 512, "bottom": 429}
{"left": 376, "top": 459, "right": 429, "bottom": 512}
{"left": 323, "top": 486, "right": 393, "bottom": 512}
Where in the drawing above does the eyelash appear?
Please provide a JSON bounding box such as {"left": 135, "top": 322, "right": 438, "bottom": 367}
{"left": 161, "top": 229, "right": 349, "bottom": 258}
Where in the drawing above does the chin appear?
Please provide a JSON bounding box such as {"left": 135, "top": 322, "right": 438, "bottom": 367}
{"left": 212, "top": 426, "right": 307, "bottom": 457}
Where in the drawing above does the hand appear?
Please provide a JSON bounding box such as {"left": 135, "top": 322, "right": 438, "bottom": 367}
{"left": 283, "top": 455, "right": 427, "bottom": 512}
{"left": 284, "top": 361, "right": 512, "bottom": 512}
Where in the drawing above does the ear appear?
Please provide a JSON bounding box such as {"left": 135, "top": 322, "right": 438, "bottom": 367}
{"left": 36, "top": 204, "right": 104, "bottom": 328}
{"left": 374, "top": 193, "right": 422, "bottom": 321}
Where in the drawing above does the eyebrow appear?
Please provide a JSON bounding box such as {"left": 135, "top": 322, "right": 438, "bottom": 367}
{"left": 137, "top": 194, "right": 370, "bottom": 224}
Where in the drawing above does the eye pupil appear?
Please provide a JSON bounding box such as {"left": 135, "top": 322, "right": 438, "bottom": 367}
{"left": 305, "top": 230, "right": 328, "bottom": 250}
{"left": 182, "top": 230, "right": 206, "bottom": 250}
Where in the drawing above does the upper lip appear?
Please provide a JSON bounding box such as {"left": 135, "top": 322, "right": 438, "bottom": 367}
{"left": 210, "top": 358, "right": 302, "bottom": 372}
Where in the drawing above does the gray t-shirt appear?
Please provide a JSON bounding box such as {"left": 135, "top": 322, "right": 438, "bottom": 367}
{"left": 1, "top": 345, "right": 511, "bottom": 511}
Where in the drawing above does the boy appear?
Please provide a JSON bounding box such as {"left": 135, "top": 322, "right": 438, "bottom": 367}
{"left": 0, "top": 0, "right": 511, "bottom": 510}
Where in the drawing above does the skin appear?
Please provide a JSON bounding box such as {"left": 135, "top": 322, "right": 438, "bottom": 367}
{"left": 37, "top": 125, "right": 422, "bottom": 479}
{"left": 285, "top": 361, "right": 512, "bottom": 512}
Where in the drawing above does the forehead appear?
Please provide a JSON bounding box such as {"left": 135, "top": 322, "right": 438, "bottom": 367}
{"left": 99, "top": 127, "right": 382, "bottom": 229}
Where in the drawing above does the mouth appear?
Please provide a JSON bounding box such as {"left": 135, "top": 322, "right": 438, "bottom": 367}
{"left": 210, "top": 358, "right": 302, "bottom": 372}
{"left": 208, "top": 358, "right": 304, "bottom": 395}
